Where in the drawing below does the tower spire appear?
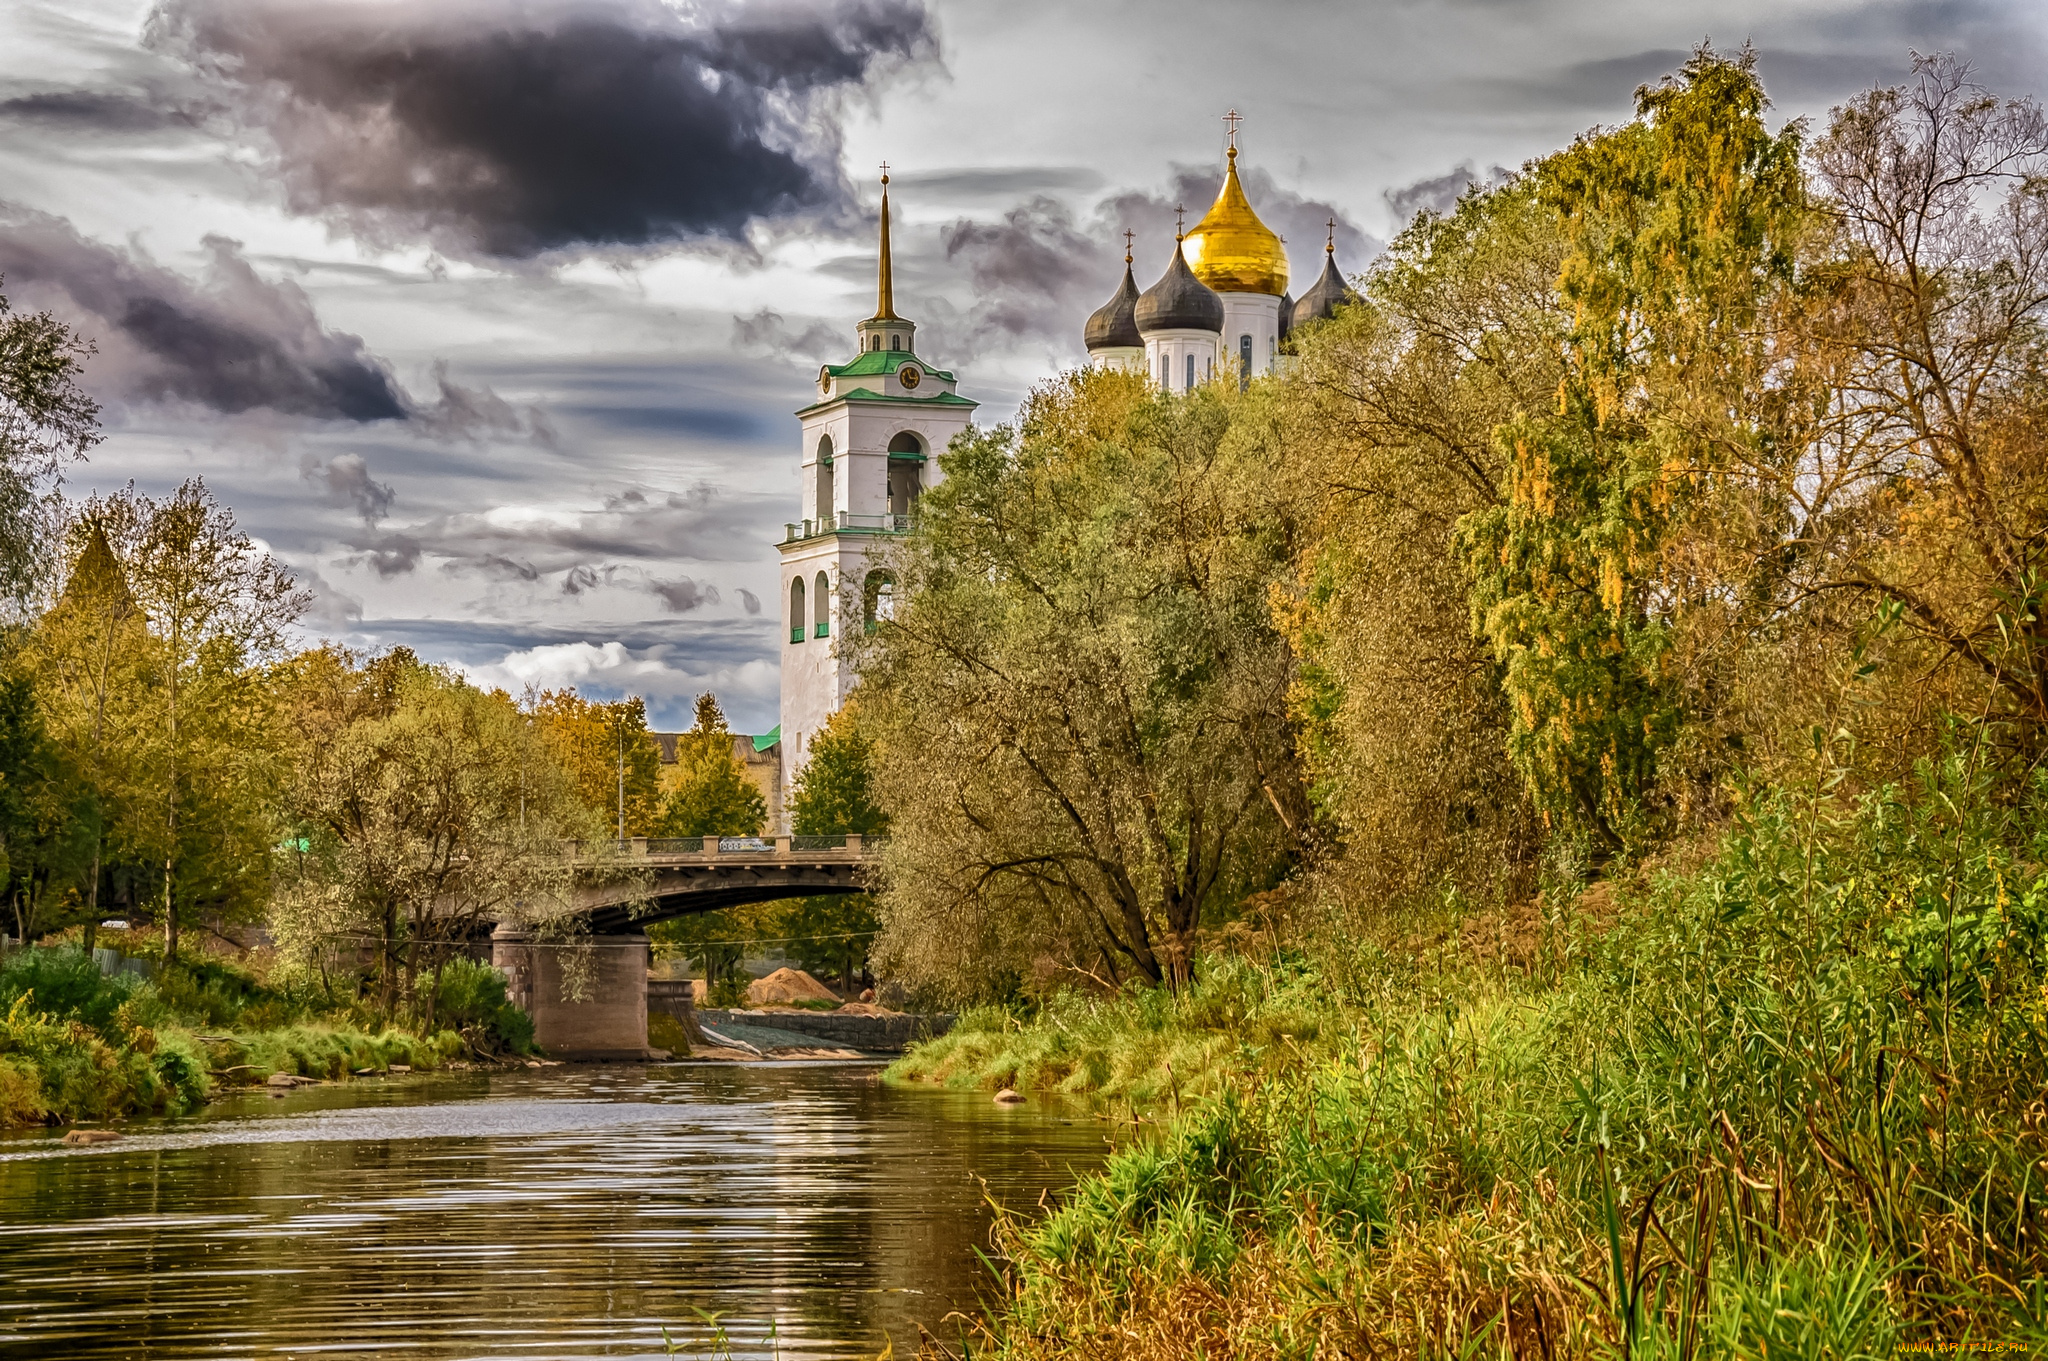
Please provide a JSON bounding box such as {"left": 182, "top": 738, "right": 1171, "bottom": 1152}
{"left": 872, "top": 163, "right": 902, "bottom": 322}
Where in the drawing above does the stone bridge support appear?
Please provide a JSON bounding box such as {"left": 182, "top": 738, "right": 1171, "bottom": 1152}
{"left": 492, "top": 925, "right": 654, "bottom": 1060}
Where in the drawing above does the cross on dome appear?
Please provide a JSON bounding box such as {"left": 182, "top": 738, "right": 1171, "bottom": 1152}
{"left": 1223, "top": 108, "right": 1242, "bottom": 152}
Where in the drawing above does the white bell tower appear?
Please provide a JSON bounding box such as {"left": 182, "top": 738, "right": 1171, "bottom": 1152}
{"left": 777, "top": 168, "right": 976, "bottom": 822}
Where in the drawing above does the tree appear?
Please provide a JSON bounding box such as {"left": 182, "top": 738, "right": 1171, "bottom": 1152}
{"left": 0, "top": 286, "right": 99, "bottom": 614}
{"left": 0, "top": 660, "right": 93, "bottom": 941}
{"left": 790, "top": 704, "right": 888, "bottom": 837}
{"left": 1458, "top": 48, "right": 1810, "bottom": 852}
{"left": 275, "top": 648, "right": 596, "bottom": 1016}
{"left": 1276, "top": 176, "right": 1558, "bottom": 911}
{"left": 25, "top": 504, "right": 157, "bottom": 949}
{"left": 528, "top": 689, "right": 661, "bottom": 837}
{"left": 1803, "top": 56, "right": 2048, "bottom": 757}
{"left": 860, "top": 368, "right": 1300, "bottom": 999}
{"left": 123, "top": 480, "right": 303, "bottom": 962}
{"left": 656, "top": 693, "right": 766, "bottom": 837}
{"left": 784, "top": 704, "right": 884, "bottom": 989}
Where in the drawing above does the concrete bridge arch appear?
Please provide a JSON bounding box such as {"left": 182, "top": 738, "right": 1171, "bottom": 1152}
{"left": 492, "top": 835, "right": 877, "bottom": 1058}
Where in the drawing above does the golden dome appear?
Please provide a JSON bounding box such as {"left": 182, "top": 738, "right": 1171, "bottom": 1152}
{"left": 1182, "top": 148, "right": 1288, "bottom": 296}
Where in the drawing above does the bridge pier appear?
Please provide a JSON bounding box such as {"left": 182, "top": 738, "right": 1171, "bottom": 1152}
{"left": 492, "top": 924, "right": 654, "bottom": 1060}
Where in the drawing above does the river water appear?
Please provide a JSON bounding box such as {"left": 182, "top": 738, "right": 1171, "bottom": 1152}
{"left": 0, "top": 1063, "right": 1115, "bottom": 1359}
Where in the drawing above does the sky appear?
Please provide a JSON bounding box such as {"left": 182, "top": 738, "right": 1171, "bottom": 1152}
{"left": 2, "top": 0, "right": 2043, "bottom": 733}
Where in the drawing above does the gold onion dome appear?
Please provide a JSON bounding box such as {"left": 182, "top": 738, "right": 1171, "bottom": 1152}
{"left": 1085, "top": 251, "right": 1143, "bottom": 351}
{"left": 1135, "top": 237, "right": 1224, "bottom": 335}
{"left": 1182, "top": 146, "right": 1289, "bottom": 296}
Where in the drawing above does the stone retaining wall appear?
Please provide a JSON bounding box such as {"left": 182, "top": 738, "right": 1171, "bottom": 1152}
{"left": 697, "top": 1007, "right": 954, "bottom": 1053}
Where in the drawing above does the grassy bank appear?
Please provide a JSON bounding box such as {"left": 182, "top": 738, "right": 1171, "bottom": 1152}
{"left": 0, "top": 947, "right": 523, "bottom": 1129}
{"left": 907, "top": 760, "right": 2048, "bottom": 1357}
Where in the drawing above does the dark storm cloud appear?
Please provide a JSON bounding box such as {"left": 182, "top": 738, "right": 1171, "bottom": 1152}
{"left": 412, "top": 364, "right": 559, "bottom": 447}
{"left": 0, "top": 206, "right": 407, "bottom": 421}
{"left": 1384, "top": 162, "right": 1515, "bottom": 230}
{"left": 942, "top": 196, "right": 1109, "bottom": 344}
{"left": 649, "top": 576, "right": 720, "bottom": 612}
{"left": 145, "top": 0, "right": 939, "bottom": 259}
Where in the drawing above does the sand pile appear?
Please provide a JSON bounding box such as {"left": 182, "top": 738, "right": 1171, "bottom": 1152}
{"left": 746, "top": 967, "right": 840, "bottom": 1005}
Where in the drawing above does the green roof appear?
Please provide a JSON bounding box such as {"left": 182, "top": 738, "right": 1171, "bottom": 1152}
{"left": 753, "top": 725, "right": 780, "bottom": 752}
{"left": 825, "top": 348, "right": 956, "bottom": 382}
{"left": 795, "top": 388, "right": 978, "bottom": 417}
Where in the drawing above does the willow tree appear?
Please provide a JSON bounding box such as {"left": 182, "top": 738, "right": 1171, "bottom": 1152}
{"left": 859, "top": 368, "right": 1302, "bottom": 999}
{"left": 1459, "top": 48, "right": 1814, "bottom": 853}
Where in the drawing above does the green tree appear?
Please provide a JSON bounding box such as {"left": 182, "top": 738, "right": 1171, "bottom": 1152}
{"left": 0, "top": 661, "right": 93, "bottom": 941}
{"left": 859, "top": 368, "right": 1301, "bottom": 999}
{"left": 783, "top": 705, "right": 883, "bottom": 991}
{"left": 790, "top": 704, "right": 887, "bottom": 837}
{"left": 1458, "top": 47, "right": 1809, "bottom": 851}
{"left": 124, "top": 480, "right": 304, "bottom": 961}
{"left": 655, "top": 693, "right": 766, "bottom": 837}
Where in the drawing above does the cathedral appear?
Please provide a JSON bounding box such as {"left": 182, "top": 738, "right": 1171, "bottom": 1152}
{"left": 773, "top": 124, "right": 1353, "bottom": 817}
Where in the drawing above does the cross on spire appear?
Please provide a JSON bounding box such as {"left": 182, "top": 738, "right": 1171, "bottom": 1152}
{"left": 1326, "top": 217, "right": 1336, "bottom": 254}
{"left": 1223, "top": 108, "right": 1242, "bottom": 153}
{"left": 1123, "top": 227, "right": 1135, "bottom": 264}
{"left": 1174, "top": 203, "right": 1186, "bottom": 240}
{"left": 879, "top": 160, "right": 889, "bottom": 185}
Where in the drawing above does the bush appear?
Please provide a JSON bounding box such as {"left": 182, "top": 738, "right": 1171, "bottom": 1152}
{"left": 432, "top": 957, "right": 534, "bottom": 1054}
{"left": 0, "top": 946, "right": 140, "bottom": 1034}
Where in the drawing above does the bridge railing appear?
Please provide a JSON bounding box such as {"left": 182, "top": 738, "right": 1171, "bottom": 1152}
{"left": 565, "top": 835, "right": 881, "bottom": 860}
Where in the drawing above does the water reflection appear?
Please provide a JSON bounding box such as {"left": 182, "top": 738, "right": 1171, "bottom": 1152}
{"left": 0, "top": 1064, "right": 1115, "bottom": 1359}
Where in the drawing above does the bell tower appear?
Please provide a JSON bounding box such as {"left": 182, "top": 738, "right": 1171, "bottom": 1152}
{"left": 776, "top": 168, "right": 977, "bottom": 822}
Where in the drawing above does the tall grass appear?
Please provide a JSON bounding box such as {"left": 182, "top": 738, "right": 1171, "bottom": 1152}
{"left": 0, "top": 946, "right": 471, "bottom": 1128}
{"left": 945, "top": 754, "right": 2048, "bottom": 1358}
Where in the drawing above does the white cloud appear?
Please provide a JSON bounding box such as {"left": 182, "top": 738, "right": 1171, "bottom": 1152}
{"left": 462, "top": 641, "right": 778, "bottom": 729}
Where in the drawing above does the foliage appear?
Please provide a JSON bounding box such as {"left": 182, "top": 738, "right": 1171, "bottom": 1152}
{"left": 431, "top": 956, "right": 535, "bottom": 1054}
{"left": 655, "top": 693, "right": 767, "bottom": 837}
{"left": 1459, "top": 48, "right": 1808, "bottom": 851}
{"left": 0, "top": 286, "right": 99, "bottom": 613}
{"left": 273, "top": 646, "right": 596, "bottom": 1017}
{"left": 529, "top": 688, "right": 662, "bottom": 837}
{"left": 0, "top": 943, "right": 466, "bottom": 1127}
{"left": 790, "top": 703, "right": 888, "bottom": 837}
{"left": 860, "top": 368, "right": 1303, "bottom": 998}
{"left": 960, "top": 755, "right": 2048, "bottom": 1357}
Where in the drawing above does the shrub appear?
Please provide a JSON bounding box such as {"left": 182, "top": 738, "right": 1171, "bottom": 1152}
{"left": 432, "top": 957, "right": 535, "bottom": 1054}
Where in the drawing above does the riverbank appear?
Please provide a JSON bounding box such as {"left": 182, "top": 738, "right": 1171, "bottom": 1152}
{"left": 900, "top": 771, "right": 2048, "bottom": 1356}
{"left": 0, "top": 945, "right": 513, "bottom": 1129}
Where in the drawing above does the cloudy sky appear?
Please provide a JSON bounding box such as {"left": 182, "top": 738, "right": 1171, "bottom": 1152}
{"left": 2, "top": 0, "right": 2043, "bottom": 732}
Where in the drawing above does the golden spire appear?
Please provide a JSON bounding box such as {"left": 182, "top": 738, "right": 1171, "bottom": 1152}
{"left": 872, "top": 163, "right": 902, "bottom": 322}
{"left": 1123, "top": 228, "right": 1134, "bottom": 264}
{"left": 1181, "top": 113, "right": 1289, "bottom": 296}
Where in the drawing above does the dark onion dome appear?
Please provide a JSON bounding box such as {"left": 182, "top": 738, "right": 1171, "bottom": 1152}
{"left": 1085, "top": 261, "right": 1143, "bottom": 350}
{"left": 1135, "top": 243, "right": 1224, "bottom": 335}
{"left": 1277, "top": 291, "right": 1294, "bottom": 341}
{"left": 1290, "top": 246, "right": 1356, "bottom": 330}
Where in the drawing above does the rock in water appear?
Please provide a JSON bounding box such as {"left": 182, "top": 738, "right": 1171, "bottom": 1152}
{"left": 994, "top": 1088, "right": 1025, "bottom": 1105}
{"left": 63, "top": 1128, "right": 123, "bottom": 1145}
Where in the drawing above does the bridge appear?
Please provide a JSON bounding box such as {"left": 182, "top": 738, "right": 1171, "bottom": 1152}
{"left": 491, "top": 834, "right": 880, "bottom": 1059}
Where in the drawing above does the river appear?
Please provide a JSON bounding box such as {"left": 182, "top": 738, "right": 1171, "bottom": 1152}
{"left": 0, "top": 1062, "right": 1115, "bottom": 1359}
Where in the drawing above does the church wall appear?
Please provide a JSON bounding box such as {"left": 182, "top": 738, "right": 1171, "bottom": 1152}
{"left": 1143, "top": 328, "right": 1223, "bottom": 393}
{"left": 1217, "top": 292, "right": 1283, "bottom": 381}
